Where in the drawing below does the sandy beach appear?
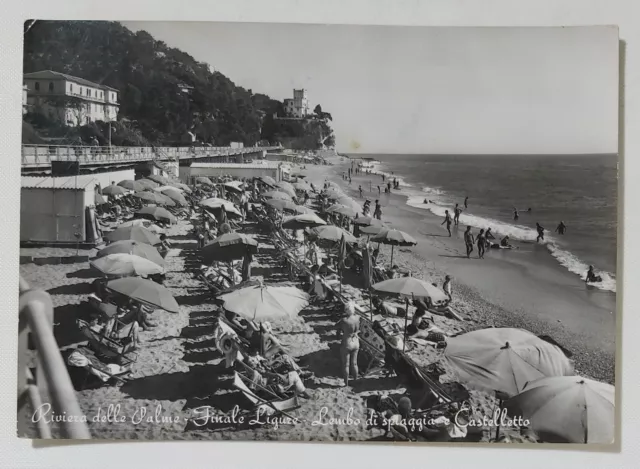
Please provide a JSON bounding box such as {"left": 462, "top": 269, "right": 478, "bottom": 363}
{"left": 18, "top": 157, "right": 590, "bottom": 443}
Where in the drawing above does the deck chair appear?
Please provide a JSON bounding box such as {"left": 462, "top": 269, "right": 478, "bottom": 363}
{"left": 232, "top": 372, "right": 300, "bottom": 420}
{"left": 77, "top": 319, "right": 137, "bottom": 366}
{"left": 68, "top": 346, "right": 133, "bottom": 389}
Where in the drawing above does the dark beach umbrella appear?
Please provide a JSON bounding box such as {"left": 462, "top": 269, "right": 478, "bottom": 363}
{"left": 159, "top": 188, "right": 188, "bottom": 206}
{"left": 138, "top": 179, "right": 160, "bottom": 190}
{"left": 106, "top": 225, "right": 161, "bottom": 245}
{"left": 97, "top": 240, "right": 165, "bottom": 267}
{"left": 282, "top": 213, "right": 326, "bottom": 230}
{"left": 102, "top": 184, "right": 129, "bottom": 196}
{"left": 106, "top": 277, "right": 180, "bottom": 313}
{"left": 118, "top": 180, "right": 145, "bottom": 192}
{"left": 202, "top": 232, "right": 258, "bottom": 263}
{"left": 195, "top": 176, "right": 214, "bottom": 186}
{"left": 147, "top": 174, "right": 169, "bottom": 185}
{"left": 257, "top": 175, "right": 277, "bottom": 187}
{"left": 370, "top": 228, "right": 417, "bottom": 266}
{"left": 132, "top": 191, "right": 176, "bottom": 207}
{"left": 136, "top": 206, "right": 177, "bottom": 225}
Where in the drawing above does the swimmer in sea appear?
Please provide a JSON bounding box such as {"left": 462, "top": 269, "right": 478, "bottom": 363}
{"left": 464, "top": 196, "right": 469, "bottom": 209}
{"left": 441, "top": 210, "right": 453, "bottom": 237}
{"left": 585, "top": 265, "right": 603, "bottom": 283}
{"left": 464, "top": 226, "right": 474, "bottom": 259}
{"left": 555, "top": 221, "right": 567, "bottom": 235}
{"left": 536, "top": 223, "right": 545, "bottom": 242}
{"left": 476, "top": 229, "right": 486, "bottom": 259}
{"left": 513, "top": 207, "right": 519, "bottom": 221}
{"left": 454, "top": 203, "right": 462, "bottom": 226}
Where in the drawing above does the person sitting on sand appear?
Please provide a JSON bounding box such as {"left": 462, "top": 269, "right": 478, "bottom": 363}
{"left": 389, "top": 265, "right": 401, "bottom": 279}
{"left": 336, "top": 302, "right": 361, "bottom": 387}
{"left": 373, "top": 296, "right": 399, "bottom": 317}
{"left": 500, "top": 235, "right": 512, "bottom": 248}
{"left": 585, "top": 265, "right": 603, "bottom": 283}
{"left": 246, "top": 354, "right": 312, "bottom": 399}
{"left": 90, "top": 315, "right": 141, "bottom": 349}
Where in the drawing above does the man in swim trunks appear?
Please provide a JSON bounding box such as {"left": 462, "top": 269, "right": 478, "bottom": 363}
{"left": 513, "top": 208, "right": 519, "bottom": 221}
{"left": 453, "top": 204, "right": 462, "bottom": 226}
{"left": 336, "top": 302, "right": 361, "bottom": 387}
{"left": 464, "top": 196, "right": 469, "bottom": 209}
{"left": 441, "top": 210, "right": 453, "bottom": 237}
{"left": 464, "top": 226, "right": 474, "bottom": 259}
{"left": 374, "top": 200, "right": 382, "bottom": 220}
{"left": 555, "top": 221, "right": 567, "bottom": 235}
{"left": 536, "top": 223, "right": 545, "bottom": 242}
{"left": 476, "top": 229, "right": 486, "bottom": 259}
{"left": 485, "top": 228, "right": 496, "bottom": 247}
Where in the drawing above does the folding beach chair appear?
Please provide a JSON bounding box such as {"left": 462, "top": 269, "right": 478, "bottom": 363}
{"left": 76, "top": 319, "right": 137, "bottom": 366}
{"left": 232, "top": 372, "right": 300, "bottom": 421}
{"left": 67, "top": 346, "right": 133, "bottom": 389}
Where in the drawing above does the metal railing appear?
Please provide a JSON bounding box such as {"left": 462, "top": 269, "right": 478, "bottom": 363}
{"left": 21, "top": 144, "right": 282, "bottom": 168}
{"left": 18, "top": 277, "right": 91, "bottom": 439}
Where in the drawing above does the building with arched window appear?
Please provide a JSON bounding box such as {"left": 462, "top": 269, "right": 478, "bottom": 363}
{"left": 23, "top": 70, "right": 119, "bottom": 126}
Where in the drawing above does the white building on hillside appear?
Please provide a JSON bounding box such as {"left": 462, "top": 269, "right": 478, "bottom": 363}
{"left": 23, "top": 70, "right": 119, "bottom": 126}
{"left": 283, "top": 88, "right": 310, "bottom": 118}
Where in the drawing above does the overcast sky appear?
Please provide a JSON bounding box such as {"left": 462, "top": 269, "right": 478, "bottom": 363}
{"left": 123, "top": 22, "right": 618, "bottom": 154}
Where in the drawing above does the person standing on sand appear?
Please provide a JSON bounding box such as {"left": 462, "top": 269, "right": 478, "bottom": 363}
{"left": 358, "top": 185, "right": 363, "bottom": 198}
{"left": 377, "top": 185, "right": 381, "bottom": 195}
{"left": 441, "top": 210, "right": 453, "bottom": 236}
{"left": 374, "top": 200, "right": 382, "bottom": 220}
{"left": 453, "top": 203, "right": 462, "bottom": 226}
{"left": 336, "top": 302, "right": 360, "bottom": 387}
{"left": 464, "top": 196, "right": 469, "bottom": 209}
{"left": 387, "top": 182, "right": 391, "bottom": 193}
{"left": 477, "top": 229, "right": 486, "bottom": 259}
{"left": 349, "top": 176, "right": 352, "bottom": 185}
{"left": 443, "top": 275, "right": 453, "bottom": 301}
{"left": 536, "top": 223, "right": 545, "bottom": 242}
{"left": 464, "top": 226, "right": 475, "bottom": 259}
{"left": 555, "top": 221, "right": 567, "bottom": 235}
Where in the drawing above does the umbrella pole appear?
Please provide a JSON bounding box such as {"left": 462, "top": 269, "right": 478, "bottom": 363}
{"left": 391, "top": 245, "right": 394, "bottom": 267}
{"left": 402, "top": 297, "right": 409, "bottom": 352}
{"left": 495, "top": 397, "right": 503, "bottom": 441}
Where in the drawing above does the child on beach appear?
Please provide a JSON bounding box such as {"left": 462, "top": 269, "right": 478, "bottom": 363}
{"left": 336, "top": 302, "right": 361, "bottom": 387}
{"left": 443, "top": 275, "right": 453, "bottom": 301}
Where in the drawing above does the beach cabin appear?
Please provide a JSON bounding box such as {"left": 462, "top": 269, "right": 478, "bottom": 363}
{"left": 181, "top": 162, "right": 284, "bottom": 184}
{"left": 21, "top": 175, "right": 102, "bottom": 245}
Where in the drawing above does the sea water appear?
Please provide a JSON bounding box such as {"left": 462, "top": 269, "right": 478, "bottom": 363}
{"left": 355, "top": 153, "right": 618, "bottom": 293}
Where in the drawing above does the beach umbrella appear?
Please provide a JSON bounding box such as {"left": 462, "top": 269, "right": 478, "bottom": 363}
{"left": 118, "top": 180, "right": 145, "bottom": 192}
{"left": 195, "top": 176, "right": 215, "bottom": 186}
{"left": 360, "top": 225, "right": 385, "bottom": 236}
{"left": 327, "top": 204, "right": 358, "bottom": 218}
{"left": 106, "top": 225, "right": 161, "bottom": 246}
{"left": 94, "top": 192, "right": 108, "bottom": 206}
{"left": 91, "top": 253, "right": 164, "bottom": 277}
{"left": 136, "top": 206, "right": 177, "bottom": 225}
{"left": 282, "top": 213, "right": 327, "bottom": 230}
{"left": 202, "top": 232, "right": 258, "bottom": 263}
{"left": 106, "top": 277, "right": 180, "bottom": 313}
{"left": 257, "top": 175, "right": 277, "bottom": 187}
{"left": 444, "top": 328, "right": 574, "bottom": 398}
{"left": 224, "top": 181, "right": 244, "bottom": 193}
{"left": 169, "top": 182, "right": 192, "bottom": 193}
{"left": 264, "top": 199, "right": 299, "bottom": 213}
{"left": 354, "top": 215, "right": 383, "bottom": 227}
{"left": 324, "top": 189, "right": 343, "bottom": 200}
{"left": 371, "top": 228, "right": 417, "bottom": 266}
{"left": 504, "top": 376, "right": 614, "bottom": 444}
{"left": 262, "top": 190, "right": 293, "bottom": 202}
{"left": 309, "top": 225, "right": 357, "bottom": 244}
{"left": 292, "top": 182, "right": 311, "bottom": 192}
{"left": 219, "top": 283, "right": 309, "bottom": 322}
{"left": 101, "top": 184, "right": 128, "bottom": 196}
{"left": 200, "top": 198, "right": 242, "bottom": 217}
{"left": 372, "top": 276, "right": 449, "bottom": 352}
{"left": 132, "top": 191, "right": 176, "bottom": 207}
{"left": 119, "top": 218, "right": 165, "bottom": 232}
{"left": 159, "top": 188, "right": 188, "bottom": 206}
{"left": 97, "top": 240, "right": 165, "bottom": 266}
{"left": 153, "top": 185, "right": 183, "bottom": 193}
{"left": 137, "top": 179, "right": 159, "bottom": 190}
{"left": 275, "top": 181, "right": 297, "bottom": 197}
{"left": 336, "top": 197, "right": 362, "bottom": 213}
{"left": 372, "top": 276, "right": 448, "bottom": 303}
{"left": 147, "top": 174, "right": 169, "bottom": 185}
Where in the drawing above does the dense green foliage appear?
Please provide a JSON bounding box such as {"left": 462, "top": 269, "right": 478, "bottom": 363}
{"left": 23, "top": 20, "right": 334, "bottom": 148}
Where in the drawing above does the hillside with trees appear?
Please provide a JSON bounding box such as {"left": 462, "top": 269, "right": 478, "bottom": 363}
{"left": 22, "top": 20, "right": 334, "bottom": 148}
